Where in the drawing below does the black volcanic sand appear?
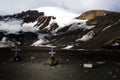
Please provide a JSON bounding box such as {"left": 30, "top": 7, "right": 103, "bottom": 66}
{"left": 0, "top": 48, "right": 120, "bottom": 80}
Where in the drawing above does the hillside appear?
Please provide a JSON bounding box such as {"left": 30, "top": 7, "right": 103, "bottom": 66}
{"left": 0, "top": 7, "right": 120, "bottom": 50}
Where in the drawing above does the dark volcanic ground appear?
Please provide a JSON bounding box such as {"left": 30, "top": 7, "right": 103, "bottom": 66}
{"left": 0, "top": 47, "right": 120, "bottom": 80}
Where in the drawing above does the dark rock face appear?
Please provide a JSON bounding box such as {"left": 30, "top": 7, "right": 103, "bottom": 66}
{"left": 18, "top": 32, "right": 38, "bottom": 46}
{"left": 49, "top": 22, "right": 59, "bottom": 31}
{"left": 0, "top": 32, "right": 5, "bottom": 40}
{"left": 0, "top": 10, "right": 44, "bottom": 23}
{"left": 6, "top": 32, "right": 38, "bottom": 46}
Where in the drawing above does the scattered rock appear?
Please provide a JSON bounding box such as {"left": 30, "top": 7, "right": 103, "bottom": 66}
{"left": 116, "top": 63, "right": 120, "bottom": 65}
{"left": 84, "top": 70, "right": 90, "bottom": 73}
{"left": 10, "top": 55, "right": 21, "bottom": 62}
{"left": 51, "top": 67, "right": 55, "bottom": 70}
{"left": 2, "top": 62, "right": 6, "bottom": 65}
{"left": 66, "top": 59, "right": 69, "bottom": 62}
{"left": 112, "top": 75, "right": 117, "bottom": 79}
{"left": 22, "top": 64, "right": 25, "bottom": 66}
{"left": 45, "top": 57, "right": 58, "bottom": 66}
{"left": 30, "top": 56, "right": 35, "bottom": 60}
{"left": 108, "top": 71, "right": 113, "bottom": 75}
{"left": 70, "top": 74, "right": 73, "bottom": 78}
{"left": 79, "top": 64, "right": 82, "bottom": 66}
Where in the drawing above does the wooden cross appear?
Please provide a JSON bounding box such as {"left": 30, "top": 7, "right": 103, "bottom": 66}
{"left": 11, "top": 44, "right": 21, "bottom": 55}
{"left": 49, "top": 47, "right": 56, "bottom": 57}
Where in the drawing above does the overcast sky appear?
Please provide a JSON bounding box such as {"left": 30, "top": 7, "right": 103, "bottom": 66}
{"left": 0, "top": 0, "right": 120, "bottom": 14}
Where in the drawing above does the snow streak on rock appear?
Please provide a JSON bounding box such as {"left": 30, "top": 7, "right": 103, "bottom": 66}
{"left": 76, "top": 31, "right": 95, "bottom": 42}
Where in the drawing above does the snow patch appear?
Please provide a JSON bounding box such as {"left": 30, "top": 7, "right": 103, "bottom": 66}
{"left": 22, "top": 21, "right": 38, "bottom": 32}
{"left": 32, "top": 33, "right": 49, "bottom": 46}
{"left": 0, "top": 37, "right": 15, "bottom": 48}
{"left": 77, "top": 49, "right": 85, "bottom": 51}
{"left": 0, "top": 19, "right": 22, "bottom": 34}
{"left": 76, "top": 31, "right": 95, "bottom": 42}
{"left": 32, "top": 39, "right": 48, "bottom": 46}
{"left": 62, "top": 45, "right": 73, "bottom": 49}
{"left": 33, "top": 44, "right": 56, "bottom": 48}
{"left": 113, "top": 43, "right": 120, "bottom": 46}
{"left": 68, "top": 22, "right": 95, "bottom": 31}
{"left": 102, "top": 25, "right": 111, "bottom": 31}
{"left": 0, "top": 19, "right": 38, "bottom": 34}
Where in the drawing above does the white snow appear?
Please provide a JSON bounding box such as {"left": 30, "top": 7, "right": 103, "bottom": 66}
{"left": 31, "top": 33, "right": 49, "bottom": 46}
{"left": 77, "top": 49, "right": 85, "bottom": 51}
{"left": 37, "top": 44, "right": 56, "bottom": 48}
{"left": 0, "top": 37, "right": 15, "bottom": 48}
{"left": 102, "top": 25, "right": 111, "bottom": 31}
{"left": 76, "top": 31, "right": 95, "bottom": 42}
{"left": 34, "top": 7, "right": 84, "bottom": 30}
{"left": 113, "top": 43, "right": 120, "bottom": 46}
{"left": 0, "top": 19, "right": 23, "bottom": 34}
{"left": 32, "top": 42, "right": 57, "bottom": 48}
{"left": 62, "top": 45, "right": 73, "bottom": 49}
{"left": 0, "top": 19, "right": 38, "bottom": 34}
{"left": 68, "top": 22, "right": 95, "bottom": 31}
{"left": 1, "top": 37, "right": 7, "bottom": 43}
{"left": 22, "top": 21, "right": 38, "bottom": 32}
{"left": 32, "top": 39, "right": 47, "bottom": 46}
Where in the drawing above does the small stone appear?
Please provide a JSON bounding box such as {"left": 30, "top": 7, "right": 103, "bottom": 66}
{"left": 30, "top": 57, "right": 35, "bottom": 60}
{"left": 79, "top": 64, "right": 82, "bottom": 66}
{"left": 70, "top": 74, "right": 73, "bottom": 78}
{"left": 85, "top": 70, "right": 90, "bottom": 73}
{"left": 66, "top": 59, "right": 69, "bottom": 62}
{"left": 10, "top": 55, "right": 21, "bottom": 62}
{"left": 2, "top": 62, "right": 6, "bottom": 65}
{"left": 108, "top": 71, "right": 113, "bottom": 75}
{"left": 115, "top": 69, "right": 119, "bottom": 73}
{"left": 52, "top": 67, "right": 55, "bottom": 70}
{"left": 112, "top": 75, "right": 117, "bottom": 78}
{"left": 22, "top": 64, "right": 25, "bottom": 66}
{"left": 116, "top": 63, "right": 120, "bottom": 65}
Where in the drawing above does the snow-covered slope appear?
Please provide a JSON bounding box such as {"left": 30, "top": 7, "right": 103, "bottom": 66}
{"left": 34, "top": 7, "right": 81, "bottom": 29}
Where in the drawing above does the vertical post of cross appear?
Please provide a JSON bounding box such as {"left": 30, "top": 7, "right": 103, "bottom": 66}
{"left": 10, "top": 39, "right": 21, "bottom": 62}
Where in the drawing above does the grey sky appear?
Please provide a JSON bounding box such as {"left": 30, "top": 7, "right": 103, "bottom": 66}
{"left": 0, "top": 0, "right": 120, "bottom": 14}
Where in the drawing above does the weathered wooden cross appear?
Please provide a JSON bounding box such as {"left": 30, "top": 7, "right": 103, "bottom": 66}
{"left": 11, "top": 44, "right": 21, "bottom": 55}
{"left": 49, "top": 47, "right": 56, "bottom": 57}
{"left": 10, "top": 42, "right": 21, "bottom": 62}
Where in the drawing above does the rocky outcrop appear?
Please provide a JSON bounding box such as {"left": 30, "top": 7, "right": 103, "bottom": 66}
{"left": 76, "top": 10, "right": 110, "bottom": 20}
{"left": 0, "top": 10, "right": 44, "bottom": 23}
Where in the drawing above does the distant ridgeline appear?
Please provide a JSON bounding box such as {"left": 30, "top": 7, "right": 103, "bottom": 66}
{"left": 0, "top": 9, "right": 120, "bottom": 50}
